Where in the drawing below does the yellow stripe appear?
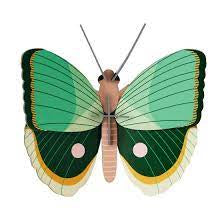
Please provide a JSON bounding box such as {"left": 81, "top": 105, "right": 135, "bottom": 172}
{"left": 121, "top": 128, "right": 191, "bottom": 184}
{"left": 191, "top": 51, "right": 200, "bottom": 125}
{"left": 30, "top": 51, "right": 40, "bottom": 130}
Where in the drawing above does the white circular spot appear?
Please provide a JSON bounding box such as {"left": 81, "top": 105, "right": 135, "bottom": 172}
{"left": 71, "top": 143, "right": 85, "bottom": 158}
{"left": 133, "top": 143, "right": 148, "bottom": 158}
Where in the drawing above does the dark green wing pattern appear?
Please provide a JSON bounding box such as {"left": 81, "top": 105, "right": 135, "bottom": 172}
{"left": 117, "top": 124, "right": 197, "bottom": 195}
{"left": 24, "top": 125, "right": 101, "bottom": 196}
{"left": 118, "top": 125, "right": 188, "bottom": 176}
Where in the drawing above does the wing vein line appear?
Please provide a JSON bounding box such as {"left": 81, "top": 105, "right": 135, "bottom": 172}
{"left": 146, "top": 131, "right": 177, "bottom": 165}
{"left": 35, "top": 104, "right": 101, "bottom": 124}
{"left": 161, "top": 129, "right": 190, "bottom": 162}
{"left": 117, "top": 64, "right": 195, "bottom": 111}
{"left": 119, "top": 54, "right": 194, "bottom": 103}
{"left": 54, "top": 133, "right": 80, "bottom": 173}
{"left": 137, "top": 131, "right": 172, "bottom": 185}
{"left": 34, "top": 54, "right": 98, "bottom": 97}
{"left": 125, "top": 129, "right": 159, "bottom": 192}
{"left": 33, "top": 78, "right": 103, "bottom": 114}
{"left": 169, "top": 129, "right": 193, "bottom": 155}
{"left": 35, "top": 90, "right": 100, "bottom": 116}
{"left": 60, "top": 130, "right": 92, "bottom": 193}
{"left": 33, "top": 77, "right": 102, "bottom": 108}
{"left": 116, "top": 88, "right": 194, "bottom": 117}
{"left": 176, "top": 128, "right": 196, "bottom": 147}
{"left": 29, "top": 131, "right": 50, "bottom": 158}
{"left": 33, "top": 60, "right": 98, "bottom": 101}
{"left": 48, "top": 133, "right": 77, "bottom": 187}
{"left": 42, "top": 133, "right": 66, "bottom": 164}
{"left": 144, "top": 158, "right": 160, "bottom": 193}
{"left": 119, "top": 120, "right": 191, "bottom": 127}
{"left": 34, "top": 71, "right": 101, "bottom": 105}
{"left": 38, "top": 122, "right": 96, "bottom": 127}
{"left": 34, "top": 132, "right": 58, "bottom": 167}
{"left": 154, "top": 131, "right": 184, "bottom": 174}
{"left": 119, "top": 102, "right": 194, "bottom": 125}
{"left": 122, "top": 51, "right": 191, "bottom": 97}
{"left": 42, "top": 133, "right": 74, "bottom": 183}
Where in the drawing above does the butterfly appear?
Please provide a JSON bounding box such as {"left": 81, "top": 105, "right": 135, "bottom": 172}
{"left": 22, "top": 24, "right": 206, "bottom": 196}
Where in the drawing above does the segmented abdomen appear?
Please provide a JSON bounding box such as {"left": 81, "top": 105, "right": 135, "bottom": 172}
{"left": 101, "top": 118, "right": 117, "bottom": 182}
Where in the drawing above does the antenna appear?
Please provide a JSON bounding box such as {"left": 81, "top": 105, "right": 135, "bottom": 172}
{"left": 112, "top": 23, "right": 146, "bottom": 81}
{"left": 80, "top": 25, "right": 106, "bottom": 79}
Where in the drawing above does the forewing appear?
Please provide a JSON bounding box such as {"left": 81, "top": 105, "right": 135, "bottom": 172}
{"left": 22, "top": 49, "right": 103, "bottom": 132}
{"left": 116, "top": 49, "right": 206, "bottom": 130}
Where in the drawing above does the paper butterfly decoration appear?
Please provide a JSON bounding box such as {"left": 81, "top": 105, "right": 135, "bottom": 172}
{"left": 22, "top": 24, "right": 206, "bottom": 196}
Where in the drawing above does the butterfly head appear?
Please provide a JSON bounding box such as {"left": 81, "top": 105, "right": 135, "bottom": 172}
{"left": 98, "top": 69, "right": 120, "bottom": 83}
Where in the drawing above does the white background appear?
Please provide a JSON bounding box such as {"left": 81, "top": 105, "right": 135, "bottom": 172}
{"left": 0, "top": 0, "right": 223, "bottom": 223}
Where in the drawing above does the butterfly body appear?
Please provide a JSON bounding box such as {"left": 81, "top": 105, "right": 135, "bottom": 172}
{"left": 98, "top": 69, "right": 122, "bottom": 182}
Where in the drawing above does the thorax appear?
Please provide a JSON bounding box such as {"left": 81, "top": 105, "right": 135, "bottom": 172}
{"left": 98, "top": 81, "right": 120, "bottom": 113}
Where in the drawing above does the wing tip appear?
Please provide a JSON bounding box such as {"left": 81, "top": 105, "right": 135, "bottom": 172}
{"left": 21, "top": 49, "right": 43, "bottom": 68}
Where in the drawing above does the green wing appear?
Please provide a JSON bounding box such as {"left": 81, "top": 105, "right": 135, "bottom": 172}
{"left": 22, "top": 49, "right": 103, "bottom": 132}
{"left": 22, "top": 49, "right": 103, "bottom": 195}
{"left": 118, "top": 125, "right": 197, "bottom": 195}
{"left": 24, "top": 125, "right": 101, "bottom": 196}
{"left": 116, "top": 49, "right": 205, "bottom": 195}
{"left": 116, "top": 49, "right": 205, "bottom": 130}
